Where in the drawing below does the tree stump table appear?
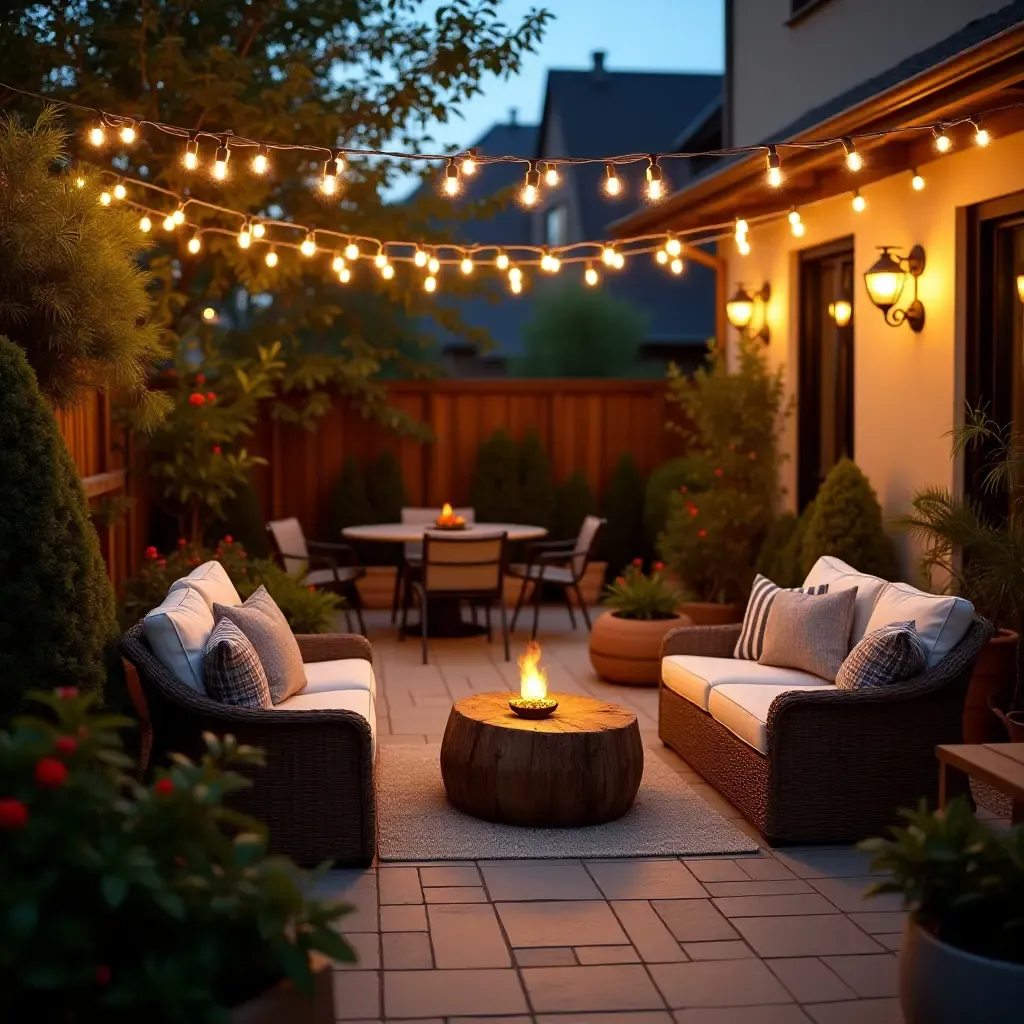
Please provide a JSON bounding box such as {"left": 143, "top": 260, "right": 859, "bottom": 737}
{"left": 440, "top": 692, "right": 644, "bottom": 827}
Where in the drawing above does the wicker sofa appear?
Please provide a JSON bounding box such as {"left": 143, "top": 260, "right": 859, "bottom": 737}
{"left": 658, "top": 558, "right": 993, "bottom": 845}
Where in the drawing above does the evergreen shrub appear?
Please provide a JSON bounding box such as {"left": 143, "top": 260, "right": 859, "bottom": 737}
{"left": 602, "top": 453, "right": 647, "bottom": 576}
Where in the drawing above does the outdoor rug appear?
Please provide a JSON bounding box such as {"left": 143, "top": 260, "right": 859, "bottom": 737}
{"left": 376, "top": 744, "right": 759, "bottom": 861}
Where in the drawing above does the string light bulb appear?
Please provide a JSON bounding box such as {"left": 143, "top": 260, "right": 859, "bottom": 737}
{"left": 339, "top": 267, "right": 351, "bottom": 283}
{"left": 374, "top": 249, "right": 388, "bottom": 269}
{"left": 852, "top": 189, "right": 866, "bottom": 213}
{"left": 972, "top": 119, "right": 991, "bottom": 147}
{"left": 540, "top": 250, "right": 560, "bottom": 274}
{"left": 735, "top": 218, "right": 749, "bottom": 237}
{"left": 645, "top": 155, "right": 664, "bottom": 201}
{"left": 172, "top": 203, "right": 186, "bottom": 225}
{"left": 237, "top": 221, "right": 252, "bottom": 249}
{"left": 332, "top": 252, "right": 345, "bottom": 273}
{"left": 544, "top": 162, "right": 560, "bottom": 187}
{"left": 656, "top": 250, "right": 669, "bottom": 265}
{"left": 427, "top": 253, "right": 441, "bottom": 275}
{"left": 601, "top": 244, "right": 617, "bottom": 266}
{"left": 424, "top": 274, "right": 437, "bottom": 293}
{"left": 461, "top": 149, "right": 478, "bottom": 176}
{"left": 670, "top": 258, "right": 684, "bottom": 275}
{"left": 521, "top": 161, "right": 540, "bottom": 206}
{"left": 265, "top": 248, "right": 278, "bottom": 268}
{"left": 665, "top": 235, "right": 682, "bottom": 258}
{"left": 139, "top": 215, "right": 152, "bottom": 233}
{"left": 252, "top": 221, "right": 265, "bottom": 239}
{"left": 381, "top": 264, "right": 395, "bottom": 280}
{"left": 460, "top": 256, "right": 474, "bottom": 275}
{"left": 252, "top": 144, "right": 269, "bottom": 175}
{"left": 202, "top": 307, "right": 217, "bottom": 322}
{"left": 737, "top": 238, "right": 751, "bottom": 256}
{"left": 188, "top": 234, "right": 202, "bottom": 254}
{"left": 413, "top": 248, "right": 428, "bottom": 268}
{"left": 766, "top": 146, "right": 782, "bottom": 188}
{"left": 88, "top": 118, "right": 105, "bottom": 147}
{"left": 322, "top": 154, "right": 341, "bottom": 195}
{"left": 495, "top": 251, "right": 509, "bottom": 270}
{"left": 584, "top": 262, "right": 599, "bottom": 287}
{"left": 183, "top": 138, "right": 199, "bottom": 170}
{"left": 612, "top": 251, "right": 625, "bottom": 270}
{"left": 842, "top": 137, "right": 863, "bottom": 172}
{"left": 97, "top": 189, "right": 110, "bottom": 205}
{"left": 443, "top": 158, "right": 461, "bottom": 197}
{"left": 604, "top": 163, "right": 622, "bottom": 197}
{"left": 113, "top": 181, "right": 127, "bottom": 201}
{"left": 345, "top": 240, "right": 359, "bottom": 261}
{"left": 789, "top": 207, "right": 805, "bottom": 237}
{"left": 933, "top": 127, "right": 952, "bottom": 153}
{"left": 119, "top": 121, "right": 136, "bottom": 145}
{"left": 213, "top": 139, "right": 230, "bottom": 180}
{"left": 300, "top": 231, "right": 316, "bottom": 257}
{"left": 508, "top": 265, "right": 523, "bottom": 294}
{"left": 911, "top": 169, "right": 925, "bottom": 191}
{"left": 162, "top": 214, "right": 175, "bottom": 231}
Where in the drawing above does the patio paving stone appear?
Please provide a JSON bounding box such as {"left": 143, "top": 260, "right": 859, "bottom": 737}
{"left": 535, "top": 1014, "right": 672, "bottom": 1024}
{"left": 480, "top": 860, "right": 603, "bottom": 901}
{"left": 422, "top": 886, "right": 488, "bottom": 903}
{"left": 383, "top": 968, "right": 529, "bottom": 1018}
{"left": 427, "top": 903, "right": 510, "bottom": 968}
{"left": 803, "top": 998, "right": 903, "bottom": 1023}
{"left": 574, "top": 944, "right": 641, "bottom": 963}
{"left": 379, "top": 905, "right": 428, "bottom": 932}
{"left": 333, "top": 971, "right": 381, "bottom": 1020}
{"left": 819, "top": 955, "right": 898, "bottom": 998}
{"left": 765, "top": 958, "right": 858, "bottom": 1003}
{"left": 671, "top": 1009, "right": 812, "bottom": 1023}
{"left": 703, "top": 880, "right": 815, "bottom": 897}
{"left": 845, "top": 911, "right": 907, "bottom": 934}
{"left": 712, "top": 894, "right": 840, "bottom": 918}
{"left": 381, "top": 932, "right": 433, "bottom": 969}
{"left": 585, "top": 858, "right": 707, "bottom": 899}
{"left": 514, "top": 947, "right": 578, "bottom": 966}
{"left": 649, "top": 959, "right": 794, "bottom": 1008}
{"left": 418, "top": 865, "right": 481, "bottom": 887}
{"left": 337, "top": 932, "right": 381, "bottom": 971}
{"left": 736, "top": 858, "right": 799, "bottom": 881}
{"left": 378, "top": 867, "right": 422, "bottom": 905}
{"left": 682, "top": 860, "right": 750, "bottom": 883}
{"left": 651, "top": 900, "right": 740, "bottom": 943}
{"left": 681, "top": 940, "right": 756, "bottom": 960}
{"left": 610, "top": 900, "right": 690, "bottom": 962}
{"left": 772, "top": 849, "right": 881, "bottom": 880}
{"left": 496, "top": 900, "right": 629, "bottom": 947}
{"left": 732, "top": 916, "right": 884, "bottom": 958}
{"left": 521, "top": 964, "right": 666, "bottom": 1013}
{"left": 808, "top": 878, "right": 902, "bottom": 914}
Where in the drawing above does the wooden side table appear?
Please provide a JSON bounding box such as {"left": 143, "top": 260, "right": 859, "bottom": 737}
{"left": 936, "top": 743, "right": 1024, "bottom": 824}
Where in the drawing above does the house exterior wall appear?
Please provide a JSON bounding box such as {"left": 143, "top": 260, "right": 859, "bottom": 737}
{"left": 729, "top": 128, "right": 1024, "bottom": 570}
{"left": 533, "top": 108, "right": 585, "bottom": 245}
{"left": 729, "top": 0, "right": 1007, "bottom": 146}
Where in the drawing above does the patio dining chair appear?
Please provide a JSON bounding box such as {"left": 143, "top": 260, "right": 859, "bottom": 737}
{"left": 266, "top": 517, "right": 367, "bottom": 635}
{"left": 509, "top": 514, "right": 606, "bottom": 640}
{"left": 400, "top": 530, "right": 509, "bottom": 664}
{"left": 390, "top": 506, "right": 476, "bottom": 623}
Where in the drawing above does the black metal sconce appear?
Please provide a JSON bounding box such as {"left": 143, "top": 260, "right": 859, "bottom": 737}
{"left": 725, "top": 282, "right": 771, "bottom": 343}
{"left": 862, "top": 245, "right": 925, "bottom": 332}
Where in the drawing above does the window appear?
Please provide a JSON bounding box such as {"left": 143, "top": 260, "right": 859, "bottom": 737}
{"left": 545, "top": 204, "right": 568, "bottom": 247}
{"left": 797, "top": 238, "right": 855, "bottom": 509}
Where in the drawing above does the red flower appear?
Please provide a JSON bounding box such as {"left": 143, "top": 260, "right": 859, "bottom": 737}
{"left": 157, "top": 558, "right": 167, "bottom": 568}
{"left": 679, "top": 485, "right": 688, "bottom": 494}
{"left": 56, "top": 686, "right": 78, "bottom": 700}
{"left": 35, "top": 757, "right": 68, "bottom": 789}
{"left": 749, "top": 451, "right": 757, "bottom": 460}
{"left": 0, "top": 798, "right": 28, "bottom": 830}
{"left": 95, "top": 965, "right": 111, "bottom": 986}
{"left": 177, "top": 537, "right": 187, "bottom": 548}
{"left": 206, "top": 392, "right": 216, "bottom": 402}
{"left": 653, "top": 561, "right": 665, "bottom": 571}
{"left": 154, "top": 778, "right": 175, "bottom": 796}
{"left": 729, "top": 442, "right": 737, "bottom": 450}
{"left": 195, "top": 373, "right": 206, "bottom": 386}
{"left": 144, "top": 545, "right": 158, "bottom": 561}
{"left": 698, "top": 528, "right": 708, "bottom": 539}
{"left": 689, "top": 507, "right": 699, "bottom": 517}
{"left": 223, "top": 535, "right": 233, "bottom": 544}
{"left": 615, "top": 575, "right": 625, "bottom": 586}
{"left": 54, "top": 736, "right": 77, "bottom": 756}
{"left": 631, "top": 558, "right": 643, "bottom": 568}
{"left": 308, "top": 585, "right": 316, "bottom": 592}
{"left": 212, "top": 445, "right": 221, "bottom": 455}
{"left": 167, "top": 368, "right": 177, "bottom": 377}
{"left": 188, "top": 392, "right": 205, "bottom": 407}
{"left": 713, "top": 468, "right": 723, "bottom": 478}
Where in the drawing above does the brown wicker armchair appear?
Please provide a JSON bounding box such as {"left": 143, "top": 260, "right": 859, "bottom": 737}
{"left": 658, "top": 616, "right": 994, "bottom": 845}
{"left": 120, "top": 621, "right": 375, "bottom": 867}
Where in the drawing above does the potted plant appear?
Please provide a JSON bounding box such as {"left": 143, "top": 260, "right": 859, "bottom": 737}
{"left": 589, "top": 561, "right": 691, "bottom": 684}
{"left": 859, "top": 798, "right": 1024, "bottom": 1024}
{"left": 899, "top": 410, "right": 1024, "bottom": 739}
{"left": 0, "top": 689, "right": 354, "bottom": 1020}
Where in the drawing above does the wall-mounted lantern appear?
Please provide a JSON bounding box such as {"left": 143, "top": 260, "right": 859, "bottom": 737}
{"left": 862, "top": 245, "right": 925, "bottom": 332}
{"left": 725, "top": 282, "right": 771, "bottom": 343}
{"left": 828, "top": 299, "right": 852, "bottom": 328}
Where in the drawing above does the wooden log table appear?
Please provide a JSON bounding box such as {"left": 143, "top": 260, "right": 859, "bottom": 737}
{"left": 936, "top": 742, "right": 1024, "bottom": 824}
{"left": 440, "top": 692, "right": 644, "bottom": 827}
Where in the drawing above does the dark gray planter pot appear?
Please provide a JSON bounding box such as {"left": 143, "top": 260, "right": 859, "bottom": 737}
{"left": 901, "top": 918, "right": 1024, "bottom": 1023}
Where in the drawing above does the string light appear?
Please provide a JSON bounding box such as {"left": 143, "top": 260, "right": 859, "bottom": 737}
{"left": 443, "top": 158, "right": 461, "bottom": 197}
{"left": 508, "top": 265, "right": 523, "bottom": 294}
{"left": 461, "top": 149, "right": 478, "bottom": 176}
{"left": 766, "top": 146, "right": 782, "bottom": 188}
{"left": 119, "top": 121, "right": 136, "bottom": 145}
{"left": 737, "top": 238, "right": 751, "bottom": 256}
{"left": 645, "top": 155, "right": 664, "bottom": 201}
{"left": 374, "top": 248, "right": 388, "bottom": 269}
{"left": 345, "top": 240, "right": 360, "bottom": 261}
{"left": 172, "top": 203, "right": 186, "bottom": 225}
{"left": 252, "top": 144, "right": 270, "bottom": 175}
{"left": 789, "top": 208, "right": 805, "bottom": 237}
{"left": 544, "top": 162, "right": 560, "bottom": 187}
{"left": 495, "top": 250, "right": 509, "bottom": 270}
{"left": 113, "top": 181, "right": 126, "bottom": 200}
{"left": 413, "top": 248, "right": 428, "bottom": 268}
{"left": 665, "top": 235, "right": 682, "bottom": 257}
{"left": 213, "top": 138, "right": 230, "bottom": 180}
{"left": 238, "top": 221, "right": 252, "bottom": 249}
{"left": 933, "top": 127, "right": 952, "bottom": 153}
{"left": 427, "top": 253, "right": 441, "bottom": 275}
{"left": 601, "top": 244, "right": 617, "bottom": 266}
{"left": 183, "top": 138, "right": 199, "bottom": 170}
{"left": 322, "top": 154, "right": 342, "bottom": 195}
{"left": 265, "top": 248, "right": 278, "bottom": 267}
{"left": 252, "top": 221, "right": 265, "bottom": 238}
{"left": 424, "top": 274, "right": 437, "bottom": 293}
{"left": 612, "top": 251, "right": 625, "bottom": 270}
{"left": 460, "top": 256, "right": 474, "bottom": 275}
{"left": 510, "top": 278, "right": 523, "bottom": 295}
{"left": 188, "top": 234, "right": 202, "bottom": 254}
{"left": 338, "top": 267, "right": 351, "bottom": 283}
{"left": 139, "top": 215, "right": 152, "bottom": 233}
{"left": 656, "top": 250, "right": 669, "bottom": 265}
{"left": 202, "top": 307, "right": 217, "bottom": 321}
{"left": 88, "top": 118, "right": 105, "bottom": 147}
{"left": 521, "top": 161, "right": 540, "bottom": 206}
{"left": 332, "top": 252, "right": 345, "bottom": 272}
{"left": 162, "top": 213, "right": 176, "bottom": 231}
{"left": 300, "top": 231, "right": 316, "bottom": 257}
{"left": 735, "top": 218, "right": 749, "bottom": 237}
{"left": 734, "top": 219, "right": 749, "bottom": 254}
{"left": 670, "top": 257, "right": 684, "bottom": 275}
{"left": 852, "top": 189, "right": 866, "bottom": 213}
{"left": 584, "top": 261, "right": 599, "bottom": 286}
{"left": 98, "top": 189, "right": 112, "bottom": 206}
{"left": 911, "top": 169, "right": 925, "bottom": 191}
{"left": 972, "top": 119, "right": 991, "bottom": 146}
{"left": 381, "top": 263, "right": 395, "bottom": 280}
{"left": 842, "top": 137, "right": 863, "bottom": 172}
{"left": 604, "top": 163, "right": 622, "bottom": 197}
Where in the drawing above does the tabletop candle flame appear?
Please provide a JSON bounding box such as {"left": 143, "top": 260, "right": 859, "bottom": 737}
{"left": 518, "top": 640, "right": 548, "bottom": 700}
{"left": 435, "top": 502, "right": 466, "bottom": 528}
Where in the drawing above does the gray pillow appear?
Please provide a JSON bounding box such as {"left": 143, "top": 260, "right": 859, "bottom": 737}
{"left": 213, "top": 586, "right": 305, "bottom": 703}
{"left": 203, "top": 618, "right": 272, "bottom": 709}
{"left": 758, "top": 586, "right": 858, "bottom": 682}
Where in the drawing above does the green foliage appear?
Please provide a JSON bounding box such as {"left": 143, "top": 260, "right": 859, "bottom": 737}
{"left": 0, "top": 338, "right": 118, "bottom": 719}
{"left": 518, "top": 432, "right": 555, "bottom": 532}
{"left": 658, "top": 336, "right": 790, "bottom": 603}
{"left": 208, "top": 479, "right": 270, "bottom": 560}
{"left": 602, "top": 453, "right": 647, "bottom": 577}
{"left": 0, "top": 689, "right": 353, "bottom": 1019}
{"left": 601, "top": 562, "right": 682, "bottom": 620}
{"left": 512, "top": 285, "right": 649, "bottom": 378}
{"left": 327, "top": 457, "right": 375, "bottom": 536}
{"left": 643, "top": 456, "right": 712, "bottom": 545}
{"left": 471, "top": 430, "right": 522, "bottom": 523}
{"left": 120, "top": 539, "right": 341, "bottom": 634}
{"left": 552, "top": 472, "right": 599, "bottom": 542}
{"left": 366, "top": 451, "right": 406, "bottom": 525}
{"left": 801, "top": 459, "right": 896, "bottom": 580}
{"left": 0, "top": 110, "right": 167, "bottom": 426}
{"left": 859, "top": 797, "right": 1024, "bottom": 965}
{"left": 756, "top": 513, "right": 800, "bottom": 587}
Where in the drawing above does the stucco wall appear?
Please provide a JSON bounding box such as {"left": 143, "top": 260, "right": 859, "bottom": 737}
{"left": 730, "top": 0, "right": 1007, "bottom": 146}
{"left": 728, "top": 128, "right": 1024, "bottom": 571}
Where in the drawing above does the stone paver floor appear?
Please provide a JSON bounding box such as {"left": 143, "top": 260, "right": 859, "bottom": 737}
{"left": 320, "top": 606, "right": 1007, "bottom": 1024}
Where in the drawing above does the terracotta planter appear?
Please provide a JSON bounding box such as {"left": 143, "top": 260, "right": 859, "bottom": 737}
{"left": 354, "top": 565, "right": 398, "bottom": 610}
{"left": 567, "top": 562, "right": 609, "bottom": 608}
{"left": 963, "top": 629, "right": 1018, "bottom": 743}
{"left": 900, "top": 918, "right": 1024, "bottom": 1024}
{"left": 589, "top": 610, "right": 693, "bottom": 685}
{"left": 677, "top": 601, "right": 742, "bottom": 626}
{"left": 229, "top": 954, "right": 334, "bottom": 1023}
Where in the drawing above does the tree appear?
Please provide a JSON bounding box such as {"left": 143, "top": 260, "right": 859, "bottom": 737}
{"left": 0, "top": 1, "right": 551, "bottom": 426}
{"left": 0, "top": 109, "right": 166, "bottom": 425}
{"left": 513, "top": 285, "right": 648, "bottom": 377}
{"left": 0, "top": 337, "right": 119, "bottom": 718}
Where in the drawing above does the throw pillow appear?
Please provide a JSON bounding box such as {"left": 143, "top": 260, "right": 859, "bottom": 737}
{"left": 836, "top": 620, "right": 927, "bottom": 690}
{"left": 213, "top": 586, "right": 305, "bottom": 704}
{"left": 734, "top": 574, "right": 830, "bottom": 660}
{"left": 758, "top": 587, "right": 858, "bottom": 682}
{"left": 143, "top": 586, "right": 214, "bottom": 692}
{"left": 202, "top": 618, "right": 272, "bottom": 709}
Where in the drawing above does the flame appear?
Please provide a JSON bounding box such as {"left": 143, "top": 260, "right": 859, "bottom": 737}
{"left": 440, "top": 502, "right": 453, "bottom": 519}
{"left": 518, "top": 641, "right": 548, "bottom": 700}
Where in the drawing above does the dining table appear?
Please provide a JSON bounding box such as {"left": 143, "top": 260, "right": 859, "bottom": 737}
{"left": 341, "top": 521, "right": 548, "bottom": 636}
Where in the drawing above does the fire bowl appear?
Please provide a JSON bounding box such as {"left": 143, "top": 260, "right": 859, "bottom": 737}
{"left": 433, "top": 521, "right": 467, "bottom": 531}
{"left": 508, "top": 696, "right": 558, "bottom": 719}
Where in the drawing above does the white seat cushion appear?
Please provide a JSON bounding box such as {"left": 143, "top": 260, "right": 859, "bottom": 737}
{"left": 169, "top": 560, "right": 241, "bottom": 612}
{"left": 801, "top": 556, "right": 887, "bottom": 645}
{"left": 662, "top": 655, "right": 825, "bottom": 711}
{"left": 863, "top": 582, "right": 973, "bottom": 668}
{"left": 306, "top": 567, "right": 342, "bottom": 587}
{"left": 144, "top": 587, "right": 214, "bottom": 692}
{"left": 709, "top": 681, "right": 834, "bottom": 754}
{"left": 302, "top": 658, "right": 376, "bottom": 698}
{"left": 270, "top": 687, "right": 376, "bottom": 757}
{"left": 511, "top": 563, "right": 574, "bottom": 584}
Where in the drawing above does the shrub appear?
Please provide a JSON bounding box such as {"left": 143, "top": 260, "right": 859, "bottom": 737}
{"left": 756, "top": 513, "right": 800, "bottom": 586}
{"left": 470, "top": 430, "right": 522, "bottom": 523}
{"left": 517, "top": 431, "right": 554, "bottom": 532}
{"left": 801, "top": 459, "right": 896, "bottom": 579}
{"left": 326, "top": 457, "right": 375, "bottom": 538}
{"left": 643, "top": 456, "right": 711, "bottom": 544}
{"left": 207, "top": 479, "right": 269, "bottom": 559}
{"left": 366, "top": 450, "right": 406, "bottom": 524}
{"left": 512, "top": 284, "right": 648, "bottom": 378}
{"left": 601, "top": 561, "right": 682, "bottom": 620}
{"left": 552, "top": 471, "right": 599, "bottom": 543}
{"left": 602, "top": 453, "right": 647, "bottom": 577}
{"left": 0, "top": 689, "right": 353, "bottom": 1018}
{"left": 0, "top": 337, "right": 119, "bottom": 719}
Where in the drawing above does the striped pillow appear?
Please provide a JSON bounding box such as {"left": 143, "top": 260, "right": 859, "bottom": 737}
{"left": 836, "top": 620, "right": 926, "bottom": 690}
{"left": 734, "top": 574, "right": 829, "bottom": 660}
{"left": 203, "top": 618, "right": 272, "bottom": 709}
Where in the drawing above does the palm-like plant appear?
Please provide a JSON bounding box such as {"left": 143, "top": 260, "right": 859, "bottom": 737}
{"left": 899, "top": 408, "right": 1024, "bottom": 708}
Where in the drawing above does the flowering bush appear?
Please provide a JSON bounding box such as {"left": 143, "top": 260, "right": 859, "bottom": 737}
{"left": 120, "top": 538, "right": 342, "bottom": 633}
{"left": 601, "top": 561, "right": 683, "bottom": 620}
{"left": 0, "top": 689, "right": 353, "bottom": 1020}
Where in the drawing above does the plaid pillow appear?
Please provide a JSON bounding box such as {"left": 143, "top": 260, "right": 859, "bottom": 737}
{"left": 835, "top": 620, "right": 926, "bottom": 690}
{"left": 202, "top": 618, "right": 272, "bottom": 709}
{"left": 734, "top": 574, "right": 829, "bottom": 660}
